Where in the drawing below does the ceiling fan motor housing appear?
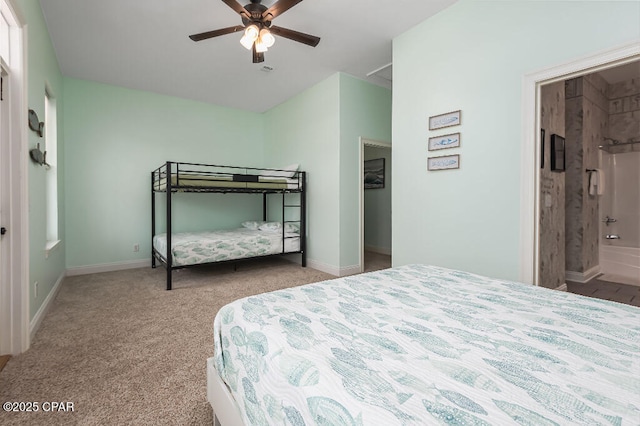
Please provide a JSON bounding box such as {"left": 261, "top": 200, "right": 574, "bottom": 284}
{"left": 242, "top": 2, "right": 270, "bottom": 26}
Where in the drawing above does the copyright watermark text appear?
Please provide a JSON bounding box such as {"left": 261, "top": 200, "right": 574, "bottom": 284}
{"left": 3, "top": 401, "right": 74, "bottom": 412}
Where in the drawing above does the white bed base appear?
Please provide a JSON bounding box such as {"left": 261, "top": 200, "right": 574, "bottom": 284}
{"left": 206, "top": 357, "right": 245, "bottom": 426}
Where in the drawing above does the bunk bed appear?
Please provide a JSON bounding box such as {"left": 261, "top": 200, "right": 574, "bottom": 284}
{"left": 151, "top": 161, "right": 306, "bottom": 290}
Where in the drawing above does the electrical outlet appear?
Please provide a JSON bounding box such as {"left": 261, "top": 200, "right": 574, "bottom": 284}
{"left": 133, "top": 244, "right": 140, "bottom": 252}
{"left": 34, "top": 281, "right": 38, "bottom": 298}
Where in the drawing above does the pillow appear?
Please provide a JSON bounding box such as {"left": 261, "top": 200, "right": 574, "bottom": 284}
{"left": 258, "top": 221, "right": 282, "bottom": 232}
{"left": 261, "top": 164, "right": 299, "bottom": 178}
{"left": 284, "top": 223, "right": 300, "bottom": 234}
{"left": 241, "top": 220, "right": 265, "bottom": 230}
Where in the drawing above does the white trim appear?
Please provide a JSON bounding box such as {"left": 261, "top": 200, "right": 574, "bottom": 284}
{"left": 554, "top": 283, "right": 568, "bottom": 292}
{"left": 359, "top": 137, "right": 392, "bottom": 275}
{"left": 364, "top": 244, "right": 392, "bottom": 256}
{"left": 519, "top": 40, "right": 640, "bottom": 286}
{"left": 0, "top": 0, "right": 29, "bottom": 355}
{"left": 300, "top": 259, "right": 359, "bottom": 277}
{"left": 44, "top": 239, "right": 61, "bottom": 258}
{"left": 565, "top": 266, "right": 600, "bottom": 284}
{"left": 306, "top": 258, "right": 340, "bottom": 276}
{"left": 29, "top": 271, "right": 64, "bottom": 341}
{"left": 66, "top": 259, "right": 150, "bottom": 277}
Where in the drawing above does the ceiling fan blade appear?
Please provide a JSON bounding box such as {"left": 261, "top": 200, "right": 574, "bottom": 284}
{"left": 221, "top": 0, "right": 250, "bottom": 18}
{"left": 262, "top": 0, "right": 303, "bottom": 21}
{"left": 189, "top": 25, "right": 245, "bottom": 41}
{"left": 269, "top": 26, "right": 320, "bottom": 47}
{"left": 252, "top": 44, "right": 265, "bottom": 63}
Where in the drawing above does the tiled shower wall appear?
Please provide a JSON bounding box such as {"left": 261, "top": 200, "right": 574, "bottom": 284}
{"left": 564, "top": 74, "right": 608, "bottom": 275}
{"left": 539, "top": 81, "right": 566, "bottom": 289}
{"left": 608, "top": 77, "right": 640, "bottom": 149}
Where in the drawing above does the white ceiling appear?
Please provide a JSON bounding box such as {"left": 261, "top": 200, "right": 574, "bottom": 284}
{"left": 39, "top": 0, "right": 458, "bottom": 113}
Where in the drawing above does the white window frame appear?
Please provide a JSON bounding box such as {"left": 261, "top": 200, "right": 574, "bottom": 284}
{"left": 44, "top": 85, "right": 60, "bottom": 256}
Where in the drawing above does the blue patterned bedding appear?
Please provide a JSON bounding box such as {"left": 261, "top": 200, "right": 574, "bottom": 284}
{"left": 153, "top": 228, "right": 300, "bottom": 266}
{"left": 213, "top": 264, "right": 640, "bottom": 425}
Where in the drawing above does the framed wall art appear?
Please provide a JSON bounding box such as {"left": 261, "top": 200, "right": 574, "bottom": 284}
{"left": 429, "top": 110, "right": 461, "bottom": 130}
{"left": 428, "top": 132, "right": 460, "bottom": 151}
{"left": 427, "top": 154, "right": 460, "bottom": 171}
{"left": 364, "top": 158, "right": 385, "bottom": 189}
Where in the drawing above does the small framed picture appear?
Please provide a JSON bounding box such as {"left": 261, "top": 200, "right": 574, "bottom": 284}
{"left": 428, "top": 154, "right": 460, "bottom": 171}
{"left": 364, "top": 158, "right": 385, "bottom": 189}
{"left": 550, "top": 134, "right": 565, "bottom": 172}
{"left": 429, "top": 110, "right": 461, "bottom": 130}
{"left": 428, "top": 132, "right": 460, "bottom": 151}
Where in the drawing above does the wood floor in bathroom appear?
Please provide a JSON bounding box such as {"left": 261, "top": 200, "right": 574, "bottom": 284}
{"left": 566, "top": 277, "right": 640, "bottom": 307}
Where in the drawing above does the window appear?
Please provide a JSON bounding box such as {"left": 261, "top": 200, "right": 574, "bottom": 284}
{"left": 45, "top": 88, "right": 59, "bottom": 253}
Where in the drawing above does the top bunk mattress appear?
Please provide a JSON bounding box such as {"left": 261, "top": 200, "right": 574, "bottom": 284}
{"left": 154, "top": 174, "right": 299, "bottom": 191}
{"left": 213, "top": 264, "right": 640, "bottom": 425}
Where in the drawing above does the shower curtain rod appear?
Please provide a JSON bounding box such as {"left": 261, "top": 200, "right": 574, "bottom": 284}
{"left": 599, "top": 138, "right": 640, "bottom": 150}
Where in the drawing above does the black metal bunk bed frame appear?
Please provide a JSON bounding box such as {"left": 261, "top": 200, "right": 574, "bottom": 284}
{"left": 151, "top": 161, "right": 307, "bottom": 290}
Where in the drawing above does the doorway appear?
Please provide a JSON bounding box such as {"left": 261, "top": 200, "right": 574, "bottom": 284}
{"left": 521, "top": 42, "right": 640, "bottom": 287}
{"left": 359, "top": 138, "right": 392, "bottom": 273}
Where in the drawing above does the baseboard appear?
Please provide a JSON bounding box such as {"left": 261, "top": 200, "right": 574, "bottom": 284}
{"left": 565, "top": 265, "right": 600, "bottom": 283}
{"left": 555, "top": 283, "right": 568, "bottom": 292}
{"left": 364, "top": 245, "right": 391, "bottom": 256}
{"left": 30, "top": 271, "right": 65, "bottom": 340}
{"left": 307, "top": 259, "right": 362, "bottom": 277}
{"left": 66, "top": 259, "right": 150, "bottom": 277}
{"left": 339, "top": 264, "right": 362, "bottom": 277}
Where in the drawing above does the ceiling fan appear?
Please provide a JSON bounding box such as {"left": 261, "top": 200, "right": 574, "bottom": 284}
{"left": 189, "top": 0, "right": 321, "bottom": 63}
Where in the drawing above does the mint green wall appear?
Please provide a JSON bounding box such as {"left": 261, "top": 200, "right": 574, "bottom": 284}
{"left": 392, "top": 0, "right": 640, "bottom": 280}
{"left": 364, "top": 146, "right": 392, "bottom": 253}
{"left": 263, "top": 73, "right": 391, "bottom": 273}
{"left": 63, "top": 78, "right": 265, "bottom": 269}
{"left": 338, "top": 74, "right": 392, "bottom": 269}
{"left": 20, "top": 0, "right": 66, "bottom": 320}
{"left": 263, "top": 75, "right": 341, "bottom": 269}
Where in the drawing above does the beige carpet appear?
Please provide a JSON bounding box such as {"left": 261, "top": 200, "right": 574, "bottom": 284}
{"left": 0, "top": 258, "right": 338, "bottom": 425}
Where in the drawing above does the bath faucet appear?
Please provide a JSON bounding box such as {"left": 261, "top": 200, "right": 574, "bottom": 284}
{"left": 602, "top": 216, "right": 617, "bottom": 226}
{"left": 605, "top": 234, "right": 621, "bottom": 240}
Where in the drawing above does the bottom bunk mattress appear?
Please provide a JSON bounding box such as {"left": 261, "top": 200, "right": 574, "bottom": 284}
{"left": 153, "top": 228, "right": 300, "bottom": 266}
{"left": 212, "top": 264, "right": 640, "bottom": 425}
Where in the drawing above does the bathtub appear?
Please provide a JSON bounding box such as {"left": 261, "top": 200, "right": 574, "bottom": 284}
{"left": 600, "top": 245, "right": 640, "bottom": 283}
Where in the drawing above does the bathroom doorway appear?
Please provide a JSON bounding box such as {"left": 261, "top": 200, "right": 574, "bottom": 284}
{"left": 538, "top": 59, "right": 640, "bottom": 294}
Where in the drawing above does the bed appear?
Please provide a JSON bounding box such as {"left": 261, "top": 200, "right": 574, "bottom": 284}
{"left": 151, "top": 161, "right": 306, "bottom": 290}
{"left": 207, "top": 264, "right": 640, "bottom": 425}
{"left": 153, "top": 225, "right": 301, "bottom": 267}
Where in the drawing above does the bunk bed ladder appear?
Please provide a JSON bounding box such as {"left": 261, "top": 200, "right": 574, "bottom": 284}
{"left": 166, "top": 161, "right": 173, "bottom": 290}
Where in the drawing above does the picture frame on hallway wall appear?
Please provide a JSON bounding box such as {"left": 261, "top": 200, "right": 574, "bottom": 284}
{"left": 364, "top": 158, "right": 385, "bottom": 189}
{"left": 429, "top": 110, "right": 461, "bottom": 130}
{"left": 427, "top": 154, "right": 460, "bottom": 171}
{"left": 428, "top": 132, "right": 461, "bottom": 151}
{"left": 550, "top": 134, "right": 565, "bottom": 172}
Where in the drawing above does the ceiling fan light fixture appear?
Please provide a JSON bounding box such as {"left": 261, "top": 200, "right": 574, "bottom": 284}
{"left": 259, "top": 28, "right": 275, "bottom": 48}
{"left": 240, "top": 24, "right": 259, "bottom": 50}
{"left": 254, "top": 37, "right": 269, "bottom": 53}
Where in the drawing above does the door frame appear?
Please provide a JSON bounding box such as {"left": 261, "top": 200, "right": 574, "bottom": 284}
{"left": 0, "top": 0, "right": 29, "bottom": 355}
{"left": 519, "top": 40, "right": 640, "bottom": 286}
{"left": 358, "top": 137, "right": 392, "bottom": 273}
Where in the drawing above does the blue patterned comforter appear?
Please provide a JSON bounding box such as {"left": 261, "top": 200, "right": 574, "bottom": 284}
{"left": 213, "top": 264, "right": 640, "bottom": 425}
